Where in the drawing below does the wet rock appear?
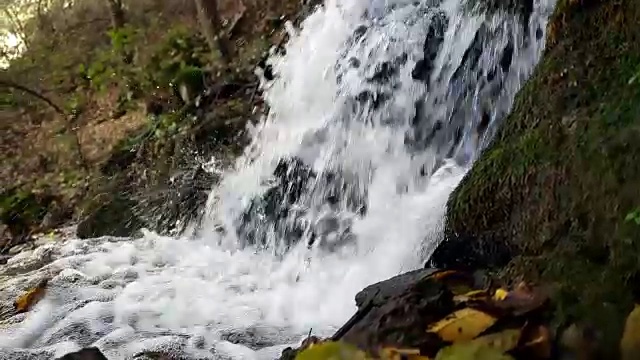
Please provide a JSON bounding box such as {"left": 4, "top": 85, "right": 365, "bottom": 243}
{"left": 76, "top": 195, "right": 145, "bottom": 239}
{"left": 235, "top": 157, "right": 368, "bottom": 251}
{"left": 1, "top": 188, "right": 59, "bottom": 252}
{"left": 354, "top": 90, "right": 390, "bottom": 110}
{"left": 0, "top": 349, "right": 53, "bottom": 360}
{"left": 138, "top": 164, "right": 216, "bottom": 236}
{"left": 476, "top": 0, "right": 535, "bottom": 26}
{"left": 235, "top": 157, "right": 316, "bottom": 249}
{"left": 427, "top": 233, "right": 514, "bottom": 271}
{"left": 56, "top": 348, "right": 108, "bottom": 360}
{"left": 335, "top": 269, "right": 453, "bottom": 356}
{"left": 7, "top": 242, "right": 33, "bottom": 256}
{"left": 0, "top": 254, "right": 10, "bottom": 265}
{"left": 220, "top": 327, "right": 300, "bottom": 350}
{"left": 412, "top": 12, "right": 448, "bottom": 83}
{"left": 367, "top": 54, "right": 407, "bottom": 84}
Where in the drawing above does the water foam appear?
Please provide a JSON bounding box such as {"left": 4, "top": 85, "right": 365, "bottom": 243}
{"left": 0, "top": 0, "right": 555, "bottom": 358}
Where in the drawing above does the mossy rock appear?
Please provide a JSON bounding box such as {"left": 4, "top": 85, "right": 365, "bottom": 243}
{"left": 76, "top": 194, "right": 145, "bottom": 239}
{"left": 441, "top": 0, "right": 640, "bottom": 355}
{"left": 0, "top": 188, "right": 57, "bottom": 240}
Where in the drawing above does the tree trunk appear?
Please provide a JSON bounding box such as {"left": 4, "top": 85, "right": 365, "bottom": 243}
{"left": 194, "top": 0, "right": 232, "bottom": 63}
{"left": 106, "top": 0, "right": 126, "bottom": 30}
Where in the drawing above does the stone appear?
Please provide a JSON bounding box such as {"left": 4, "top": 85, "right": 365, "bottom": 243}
{"left": 76, "top": 195, "right": 144, "bottom": 239}
{"left": 336, "top": 269, "right": 453, "bottom": 357}
{"left": 55, "top": 348, "right": 108, "bottom": 360}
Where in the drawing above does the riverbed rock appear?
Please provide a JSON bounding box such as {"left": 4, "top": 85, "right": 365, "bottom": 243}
{"left": 56, "top": 348, "right": 108, "bottom": 360}
{"left": 442, "top": 0, "right": 640, "bottom": 355}
{"left": 335, "top": 269, "right": 454, "bottom": 357}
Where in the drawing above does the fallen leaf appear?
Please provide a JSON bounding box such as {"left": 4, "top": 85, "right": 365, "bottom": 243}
{"left": 295, "top": 341, "right": 369, "bottom": 360}
{"left": 427, "top": 308, "right": 497, "bottom": 342}
{"left": 434, "top": 342, "right": 514, "bottom": 360}
{"left": 453, "top": 290, "right": 489, "bottom": 304}
{"left": 492, "top": 283, "right": 548, "bottom": 316}
{"left": 620, "top": 305, "right": 640, "bottom": 360}
{"left": 493, "top": 288, "right": 509, "bottom": 301}
{"left": 426, "top": 270, "right": 476, "bottom": 295}
{"left": 427, "top": 270, "right": 465, "bottom": 282}
{"left": 470, "top": 329, "right": 521, "bottom": 353}
{"left": 13, "top": 278, "right": 48, "bottom": 313}
{"left": 379, "top": 347, "right": 429, "bottom": 360}
{"left": 520, "top": 325, "right": 552, "bottom": 359}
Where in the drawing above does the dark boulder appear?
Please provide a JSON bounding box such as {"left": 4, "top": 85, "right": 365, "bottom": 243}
{"left": 334, "top": 269, "right": 453, "bottom": 357}
{"left": 427, "top": 233, "right": 514, "bottom": 271}
{"left": 235, "top": 157, "right": 367, "bottom": 251}
{"left": 411, "top": 12, "right": 448, "bottom": 84}
{"left": 0, "top": 188, "right": 60, "bottom": 252}
{"left": 56, "top": 348, "right": 108, "bottom": 360}
{"left": 138, "top": 164, "right": 216, "bottom": 236}
{"left": 76, "top": 195, "right": 145, "bottom": 239}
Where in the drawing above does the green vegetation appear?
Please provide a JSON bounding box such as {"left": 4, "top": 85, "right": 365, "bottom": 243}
{"left": 0, "top": 0, "right": 305, "bottom": 244}
{"left": 445, "top": 0, "right": 640, "bottom": 355}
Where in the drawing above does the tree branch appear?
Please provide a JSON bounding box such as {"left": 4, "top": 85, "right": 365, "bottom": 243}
{"left": 0, "top": 80, "right": 65, "bottom": 115}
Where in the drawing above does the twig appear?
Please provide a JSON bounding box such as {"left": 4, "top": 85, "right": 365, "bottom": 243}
{"left": 0, "top": 80, "right": 66, "bottom": 115}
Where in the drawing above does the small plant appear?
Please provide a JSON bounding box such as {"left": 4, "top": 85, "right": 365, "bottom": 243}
{"left": 625, "top": 209, "right": 640, "bottom": 225}
{"left": 629, "top": 64, "right": 640, "bottom": 85}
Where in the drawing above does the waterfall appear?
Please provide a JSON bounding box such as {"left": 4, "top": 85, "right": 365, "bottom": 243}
{"left": 0, "top": 0, "right": 555, "bottom": 359}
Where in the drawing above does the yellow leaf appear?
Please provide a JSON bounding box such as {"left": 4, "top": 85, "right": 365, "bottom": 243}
{"left": 453, "top": 290, "right": 489, "bottom": 304}
{"left": 493, "top": 288, "right": 509, "bottom": 301}
{"left": 470, "top": 329, "right": 521, "bottom": 353}
{"left": 295, "top": 341, "right": 369, "bottom": 360}
{"left": 434, "top": 342, "right": 514, "bottom": 360}
{"left": 427, "top": 308, "right": 497, "bottom": 342}
{"left": 379, "top": 347, "right": 429, "bottom": 360}
{"left": 13, "top": 278, "right": 48, "bottom": 313}
{"left": 620, "top": 304, "right": 640, "bottom": 360}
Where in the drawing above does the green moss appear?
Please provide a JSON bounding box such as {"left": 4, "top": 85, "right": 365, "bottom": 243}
{"left": 445, "top": 0, "right": 640, "bottom": 354}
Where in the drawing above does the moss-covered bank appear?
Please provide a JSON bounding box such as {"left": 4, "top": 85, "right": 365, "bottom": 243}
{"left": 443, "top": 0, "right": 640, "bottom": 355}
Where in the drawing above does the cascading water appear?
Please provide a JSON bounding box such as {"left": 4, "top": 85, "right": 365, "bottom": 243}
{"left": 0, "top": 0, "right": 555, "bottom": 358}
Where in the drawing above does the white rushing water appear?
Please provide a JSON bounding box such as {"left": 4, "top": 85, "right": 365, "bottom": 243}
{"left": 0, "top": 0, "right": 555, "bottom": 358}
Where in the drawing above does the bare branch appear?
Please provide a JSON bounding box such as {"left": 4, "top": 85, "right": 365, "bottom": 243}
{"left": 0, "top": 79, "right": 65, "bottom": 115}
{"left": 2, "top": 7, "right": 29, "bottom": 48}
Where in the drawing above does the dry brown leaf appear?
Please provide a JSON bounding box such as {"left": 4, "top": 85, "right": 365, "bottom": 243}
{"left": 492, "top": 283, "right": 548, "bottom": 317}
{"left": 13, "top": 278, "right": 48, "bottom": 313}
{"left": 428, "top": 270, "right": 463, "bottom": 282}
{"left": 426, "top": 270, "right": 476, "bottom": 296}
{"left": 620, "top": 304, "right": 640, "bottom": 360}
{"left": 521, "top": 325, "right": 552, "bottom": 359}
{"left": 427, "top": 308, "right": 497, "bottom": 342}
